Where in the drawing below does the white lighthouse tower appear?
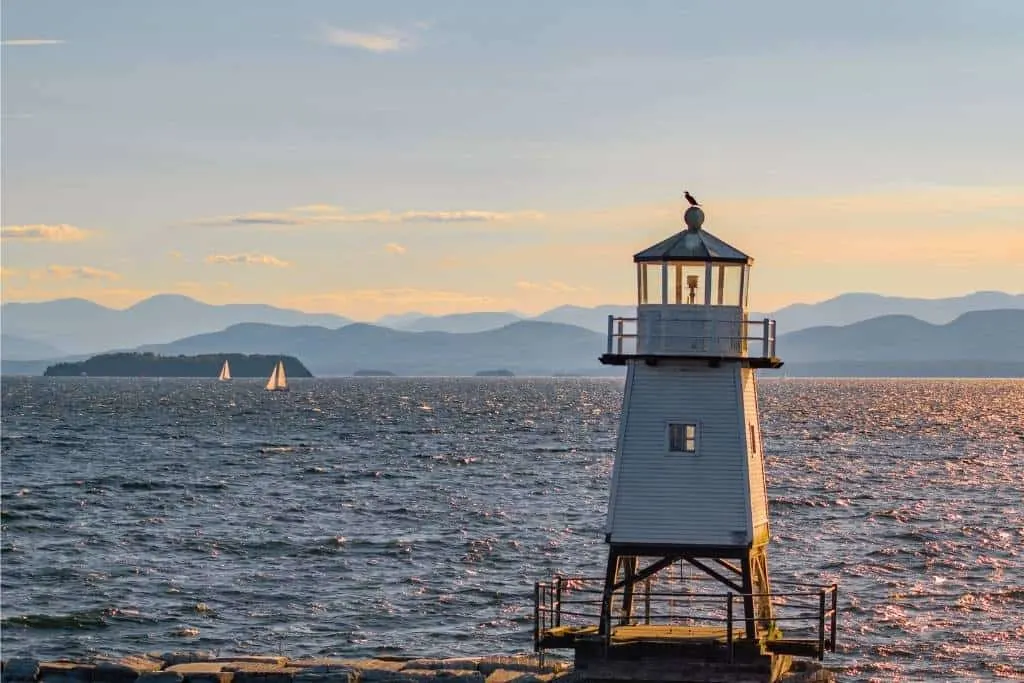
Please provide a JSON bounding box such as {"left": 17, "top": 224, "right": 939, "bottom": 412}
{"left": 598, "top": 200, "right": 778, "bottom": 640}
{"left": 532, "top": 199, "right": 837, "bottom": 681}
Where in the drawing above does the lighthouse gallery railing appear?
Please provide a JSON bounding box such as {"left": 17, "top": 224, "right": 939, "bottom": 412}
{"left": 534, "top": 575, "right": 837, "bottom": 661}
{"left": 604, "top": 315, "right": 777, "bottom": 359}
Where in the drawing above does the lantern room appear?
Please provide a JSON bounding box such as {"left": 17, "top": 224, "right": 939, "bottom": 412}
{"left": 616, "top": 205, "right": 775, "bottom": 360}
{"left": 635, "top": 206, "right": 750, "bottom": 308}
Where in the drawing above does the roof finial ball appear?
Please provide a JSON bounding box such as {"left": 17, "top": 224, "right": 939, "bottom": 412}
{"left": 682, "top": 190, "right": 704, "bottom": 231}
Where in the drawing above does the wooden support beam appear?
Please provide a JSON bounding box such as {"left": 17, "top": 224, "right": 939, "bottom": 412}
{"left": 681, "top": 556, "right": 745, "bottom": 594}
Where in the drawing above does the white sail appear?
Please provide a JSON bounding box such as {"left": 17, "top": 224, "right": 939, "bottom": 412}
{"left": 219, "top": 360, "right": 231, "bottom": 381}
{"left": 265, "top": 360, "right": 288, "bottom": 391}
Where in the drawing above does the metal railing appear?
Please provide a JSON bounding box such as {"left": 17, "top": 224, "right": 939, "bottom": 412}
{"left": 604, "top": 316, "right": 777, "bottom": 359}
{"left": 534, "top": 574, "right": 837, "bottom": 661}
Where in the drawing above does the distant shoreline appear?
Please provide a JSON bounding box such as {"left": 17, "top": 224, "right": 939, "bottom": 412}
{"left": 41, "top": 352, "right": 314, "bottom": 378}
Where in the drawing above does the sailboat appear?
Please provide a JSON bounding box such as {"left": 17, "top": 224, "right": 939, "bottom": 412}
{"left": 265, "top": 360, "right": 289, "bottom": 392}
{"left": 218, "top": 360, "right": 232, "bottom": 381}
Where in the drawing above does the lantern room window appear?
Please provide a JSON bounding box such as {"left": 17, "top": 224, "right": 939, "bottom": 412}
{"left": 668, "top": 423, "right": 698, "bottom": 454}
{"left": 637, "top": 262, "right": 748, "bottom": 307}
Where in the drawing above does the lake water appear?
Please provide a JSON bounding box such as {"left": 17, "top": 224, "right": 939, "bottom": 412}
{"left": 1, "top": 377, "right": 1021, "bottom": 681}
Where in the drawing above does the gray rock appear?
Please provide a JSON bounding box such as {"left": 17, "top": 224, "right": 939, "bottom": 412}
{"left": 2, "top": 659, "right": 40, "bottom": 683}
{"left": 360, "top": 671, "right": 416, "bottom": 683}
{"left": 39, "top": 663, "right": 94, "bottom": 683}
{"left": 280, "top": 660, "right": 356, "bottom": 673}
{"left": 341, "top": 660, "right": 407, "bottom": 678}
{"left": 293, "top": 673, "right": 357, "bottom": 683}
{"left": 484, "top": 670, "right": 554, "bottom": 683}
{"left": 226, "top": 665, "right": 304, "bottom": 683}
{"left": 137, "top": 674, "right": 185, "bottom": 683}
{"left": 157, "top": 654, "right": 218, "bottom": 667}
{"left": 399, "top": 669, "right": 485, "bottom": 683}
{"left": 176, "top": 675, "right": 232, "bottom": 683}
{"left": 477, "top": 658, "right": 567, "bottom": 677}
{"left": 94, "top": 656, "right": 165, "bottom": 683}
{"left": 402, "top": 661, "right": 480, "bottom": 673}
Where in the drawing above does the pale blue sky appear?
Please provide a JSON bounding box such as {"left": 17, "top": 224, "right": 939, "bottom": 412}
{"left": 3, "top": 0, "right": 1022, "bottom": 318}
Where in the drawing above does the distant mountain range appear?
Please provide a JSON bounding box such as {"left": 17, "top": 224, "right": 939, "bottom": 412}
{"left": 0, "top": 294, "right": 351, "bottom": 355}
{"left": 382, "top": 291, "right": 1024, "bottom": 335}
{"left": 2, "top": 291, "right": 1023, "bottom": 377}
{"left": 5, "top": 291, "right": 1021, "bottom": 362}
{"left": 772, "top": 309, "right": 1024, "bottom": 377}
{"left": 3, "top": 308, "right": 1018, "bottom": 378}
{"left": 1, "top": 334, "right": 69, "bottom": 361}
{"left": 139, "top": 308, "right": 1024, "bottom": 377}
{"left": 769, "top": 290, "right": 1024, "bottom": 333}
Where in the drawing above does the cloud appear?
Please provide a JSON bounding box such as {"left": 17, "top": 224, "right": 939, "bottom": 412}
{"left": 400, "top": 210, "right": 545, "bottom": 223}
{"left": 205, "top": 253, "right": 291, "bottom": 267}
{"left": 1, "top": 39, "right": 64, "bottom": 46}
{"left": 516, "top": 280, "right": 593, "bottom": 293}
{"left": 292, "top": 204, "right": 342, "bottom": 214}
{"left": 193, "top": 205, "right": 545, "bottom": 227}
{"left": 0, "top": 267, "right": 22, "bottom": 280}
{"left": 321, "top": 26, "right": 411, "bottom": 53}
{"left": 37, "top": 265, "right": 120, "bottom": 281}
{"left": 220, "top": 212, "right": 311, "bottom": 226}
{"left": 1, "top": 224, "right": 92, "bottom": 242}
{"left": 384, "top": 242, "right": 408, "bottom": 255}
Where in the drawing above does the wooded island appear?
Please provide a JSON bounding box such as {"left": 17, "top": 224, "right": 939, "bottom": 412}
{"left": 44, "top": 352, "right": 313, "bottom": 378}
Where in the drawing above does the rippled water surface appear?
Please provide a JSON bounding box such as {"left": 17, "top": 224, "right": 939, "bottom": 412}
{"left": 2, "top": 377, "right": 1022, "bottom": 680}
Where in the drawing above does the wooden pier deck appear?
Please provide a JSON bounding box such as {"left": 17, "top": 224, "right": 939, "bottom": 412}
{"left": 539, "top": 624, "right": 748, "bottom": 651}
{"left": 540, "top": 624, "right": 826, "bottom": 660}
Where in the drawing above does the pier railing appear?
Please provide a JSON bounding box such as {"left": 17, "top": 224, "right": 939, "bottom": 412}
{"left": 534, "top": 575, "right": 837, "bottom": 661}
{"left": 604, "top": 316, "right": 778, "bottom": 360}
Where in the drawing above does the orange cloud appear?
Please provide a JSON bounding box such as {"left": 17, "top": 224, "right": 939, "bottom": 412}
{"left": 1, "top": 39, "right": 64, "bottom": 46}
{"left": 1, "top": 224, "right": 92, "bottom": 242}
{"left": 34, "top": 265, "right": 120, "bottom": 281}
{"left": 320, "top": 26, "right": 411, "bottom": 53}
{"left": 384, "top": 242, "right": 408, "bottom": 255}
{"left": 192, "top": 205, "right": 545, "bottom": 227}
{"left": 205, "top": 253, "right": 291, "bottom": 267}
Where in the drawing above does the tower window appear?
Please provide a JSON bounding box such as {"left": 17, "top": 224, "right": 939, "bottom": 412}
{"left": 668, "top": 423, "right": 698, "bottom": 453}
{"left": 749, "top": 424, "right": 757, "bottom": 454}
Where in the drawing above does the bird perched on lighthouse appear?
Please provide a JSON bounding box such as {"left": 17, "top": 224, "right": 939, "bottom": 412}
{"left": 684, "top": 191, "right": 700, "bottom": 207}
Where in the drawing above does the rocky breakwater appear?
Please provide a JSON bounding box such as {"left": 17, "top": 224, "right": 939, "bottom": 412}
{"left": 1, "top": 654, "right": 571, "bottom": 683}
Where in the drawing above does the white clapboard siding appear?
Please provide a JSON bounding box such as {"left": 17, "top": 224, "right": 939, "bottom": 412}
{"left": 606, "top": 360, "right": 768, "bottom": 547}
{"left": 743, "top": 367, "right": 770, "bottom": 533}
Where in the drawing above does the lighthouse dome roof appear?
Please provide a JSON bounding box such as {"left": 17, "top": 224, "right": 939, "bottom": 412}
{"left": 633, "top": 212, "right": 751, "bottom": 264}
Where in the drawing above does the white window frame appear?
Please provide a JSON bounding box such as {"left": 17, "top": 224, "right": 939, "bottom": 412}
{"left": 667, "top": 422, "right": 699, "bottom": 454}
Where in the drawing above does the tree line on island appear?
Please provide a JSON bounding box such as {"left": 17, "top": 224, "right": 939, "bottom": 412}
{"left": 44, "top": 352, "right": 313, "bottom": 378}
{"left": 41, "top": 353, "right": 519, "bottom": 378}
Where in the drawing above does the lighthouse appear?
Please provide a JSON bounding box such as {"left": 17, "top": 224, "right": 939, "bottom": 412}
{"left": 533, "top": 200, "right": 837, "bottom": 682}
{"left": 599, "top": 200, "right": 777, "bottom": 639}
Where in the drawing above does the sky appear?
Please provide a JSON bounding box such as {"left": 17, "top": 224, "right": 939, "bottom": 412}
{"left": 2, "top": 0, "right": 1022, "bottom": 320}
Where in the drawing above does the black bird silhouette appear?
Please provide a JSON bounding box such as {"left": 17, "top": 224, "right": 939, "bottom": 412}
{"left": 684, "top": 191, "right": 700, "bottom": 207}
